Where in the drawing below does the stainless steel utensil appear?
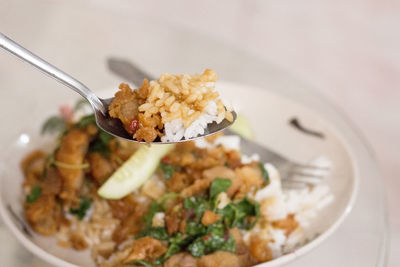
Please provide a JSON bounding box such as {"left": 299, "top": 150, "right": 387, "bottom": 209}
{"left": 0, "top": 32, "right": 236, "bottom": 143}
{"left": 107, "top": 57, "right": 330, "bottom": 187}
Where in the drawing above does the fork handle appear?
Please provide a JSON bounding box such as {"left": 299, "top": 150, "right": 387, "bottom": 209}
{"left": 0, "top": 32, "right": 105, "bottom": 114}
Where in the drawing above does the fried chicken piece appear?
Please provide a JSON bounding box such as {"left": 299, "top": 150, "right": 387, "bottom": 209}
{"left": 69, "top": 231, "right": 88, "bottom": 250}
{"left": 55, "top": 128, "right": 92, "bottom": 201}
{"left": 249, "top": 235, "right": 272, "bottom": 263}
{"left": 164, "top": 253, "right": 197, "bottom": 267}
{"left": 112, "top": 198, "right": 149, "bottom": 244}
{"left": 21, "top": 150, "right": 46, "bottom": 186}
{"left": 233, "top": 165, "right": 263, "bottom": 198}
{"left": 167, "top": 172, "right": 193, "bottom": 193}
{"left": 124, "top": 237, "right": 167, "bottom": 263}
{"left": 165, "top": 214, "right": 180, "bottom": 235}
{"left": 201, "top": 210, "right": 221, "bottom": 226}
{"left": 198, "top": 251, "right": 248, "bottom": 267}
{"left": 87, "top": 152, "right": 114, "bottom": 185}
{"left": 108, "top": 83, "right": 140, "bottom": 135}
{"left": 25, "top": 194, "right": 61, "bottom": 235}
{"left": 272, "top": 214, "right": 299, "bottom": 236}
{"left": 134, "top": 126, "right": 159, "bottom": 142}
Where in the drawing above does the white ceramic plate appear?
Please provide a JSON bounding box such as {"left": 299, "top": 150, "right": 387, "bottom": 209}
{"left": 0, "top": 81, "right": 358, "bottom": 267}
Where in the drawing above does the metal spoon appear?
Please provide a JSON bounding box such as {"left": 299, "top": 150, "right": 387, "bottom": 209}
{"left": 0, "top": 32, "right": 236, "bottom": 143}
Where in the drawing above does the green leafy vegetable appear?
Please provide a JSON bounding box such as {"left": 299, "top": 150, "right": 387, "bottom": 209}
{"left": 53, "top": 160, "right": 89, "bottom": 169}
{"left": 88, "top": 140, "right": 110, "bottom": 156}
{"left": 154, "top": 233, "right": 188, "bottom": 265}
{"left": 209, "top": 178, "right": 232, "bottom": 200}
{"left": 259, "top": 163, "right": 269, "bottom": 183}
{"left": 45, "top": 154, "right": 89, "bottom": 170}
{"left": 99, "top": 131, "right": 113, "bottom": 144}
{"left": 89, "top": 130, "right": 115, "bottom": 156}
{"left": 203, "top": 223, "right": 225, "bottom": 250}
{"left": 220, "top": 235, "right": 236, "bottom": 252}
{"left": 160, "top": 162, "right": 174, "bottom": 179}
{"left": 188, "top": 238, "right": 206, "bottom": 257}
{"left": 188, "top": 223, "right": 236, "bottom": 257}
{"left": 186, "top": 221, "right": 206, "bottom": 236}
{"left": 219, "top": 198, "right": 260, "bottom": 229}
{"left": 76, "top": 114, "right": 96, "bottom": 128}
{"left": 158, "top": 242, "right": 181, "bottom": 263}
{"left": 183, "top": 197, "right": 210, "bottom": 221}
{"left": 137, "top": 202, "right": 165, "bottom": 239}
{"left": 70, "top": 197, "right": 92, "bottom": 220}
{"left": 143, "top": 202, "right": 160, "bottom": 229}
{"left": 136, "top": 180, "right": 258, "bottom": 262}
{"left": 130, "top": 260, "right": 154, "bottom": 266}
{"left": 26, "top": 186, "right": 42, "bottom": 203}
{"left": 145, "top": 227, "right": 169, "bottom": 240}
{"left": 41, "top": 116, "right": 66, "bottom": 135}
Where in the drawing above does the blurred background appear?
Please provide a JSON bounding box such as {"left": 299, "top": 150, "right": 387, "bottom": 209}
{"left": 0, "top": 0, "right": 398, "bottom": 266}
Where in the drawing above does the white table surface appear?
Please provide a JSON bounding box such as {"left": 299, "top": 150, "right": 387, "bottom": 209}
{"left": 0, "top": 0, "right": 397, "bottom": 266}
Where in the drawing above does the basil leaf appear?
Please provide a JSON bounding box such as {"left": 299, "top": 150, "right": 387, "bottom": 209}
{"left": 69, "top": 197, "right": 92, "bottom": 220}
{"left": 184, "top": 197, "right": 210, "bottom": 221}
{"left": 88, "top": 140, "right": 110, "bottom": 156}
{"left": 145, "top": 227, "right": 169, "bottom": 240}
{"left": 160, "top": 162, "right": 174, "bottom": 179}
{"left": 209, "top": 178, "right": 232, "bottom": 200}
{"left": 143, "top": 202, "right": 160, "bottom": 229}
{"left": 186, "top": 221, "right": 207, "bottom": 236}
{"left": 154, "top": 233, "right": 187, "bottom": 265}
{"left": 220, "top": 235, "right": 236, "bottom": 253}
{"left": 188, "top": 238, "right": 206, "bottom": 257}
{"left": 183, "top": 197, "right": 196, "bottom": 210}
{"left": 162, "top": 242, "right": 181, "bottom": 260}
{"left": 41, "top": 116, "right": 66, "bottom": 135}
{"left": 259, "top": 163, "right": 269, "bottom": 183}
{"left": 99, "top": 130, "right": 114, "bottom": 145}
{"left": 187, "top": 223, "right": 236, "bottom": 257}
{"left": 130, "top": 260, "right": 154, "bottom": 266}
{"left": 76, "top": 114, "right": 96, "bottom": 128}
{"left": 219, "top": 198, "right": 260, "bottom": 229}
{"left": 89, "top": 130, "right": 114, "bottom": 156}
{"left": 26, "top": 186, "right": 42, "bottom": 203}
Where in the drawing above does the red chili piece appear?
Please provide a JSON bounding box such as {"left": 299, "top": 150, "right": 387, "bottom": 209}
{"left": 161, "top": 156, "right": 170, "bottom": 164}
{"left": 129, "top": 118, "right": 139, "bottom": 134}
{"left": 202, "top": 234, "right": 211, "bottom": 241}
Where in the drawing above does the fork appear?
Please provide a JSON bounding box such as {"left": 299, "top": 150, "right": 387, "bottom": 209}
{"left": 225, "top": 130, "right": 330, "bottom": 189}
{"left": 106, "top": 58, "right": 331, "bottom": 189}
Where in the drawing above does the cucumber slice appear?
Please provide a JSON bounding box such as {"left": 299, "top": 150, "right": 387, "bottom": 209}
{"left": 98, "top": 144, "right": 174, "bottom": 199}
{"left": 229, "top": 114, "right": 254, "bottom": 140}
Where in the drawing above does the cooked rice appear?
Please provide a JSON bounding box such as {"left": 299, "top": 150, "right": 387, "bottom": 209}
{"left": 143, "top": 70, "right": 233, "bottom": 142}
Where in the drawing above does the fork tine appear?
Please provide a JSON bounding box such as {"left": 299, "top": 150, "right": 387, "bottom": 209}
{"left": 292, "top": 163, "right": 331, "bottom": 170}
{"left": 288, "top": 171, "right": 326, "bottom": 179}
{"left": 281, "top": 179, "right": 309, "bottom": 189}
{"left": 286, "top": 175, "right": 323, "bottom": 184}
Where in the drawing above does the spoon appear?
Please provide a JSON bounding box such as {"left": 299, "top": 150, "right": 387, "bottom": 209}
{"left": 0, "top": 32, "right": 236, "bottom": 143}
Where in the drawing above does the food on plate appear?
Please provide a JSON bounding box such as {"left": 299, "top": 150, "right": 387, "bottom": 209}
{"left": 108, "top": 69, "right": 234, "bottom": 142}
{"left": 21, "top": 104, "right": 333, "bottom": 266}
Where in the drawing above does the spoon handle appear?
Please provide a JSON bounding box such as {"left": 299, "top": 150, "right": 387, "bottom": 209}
{"left": 0, "top": 32, "right": 105, "bottom": 114}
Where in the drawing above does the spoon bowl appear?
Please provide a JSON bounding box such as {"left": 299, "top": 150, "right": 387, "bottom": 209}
{"left": 0, "top": 32, "right": 236, "bottom": 143}
{"left": 96, "top": 98, "right": 237, "bottom": 143}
